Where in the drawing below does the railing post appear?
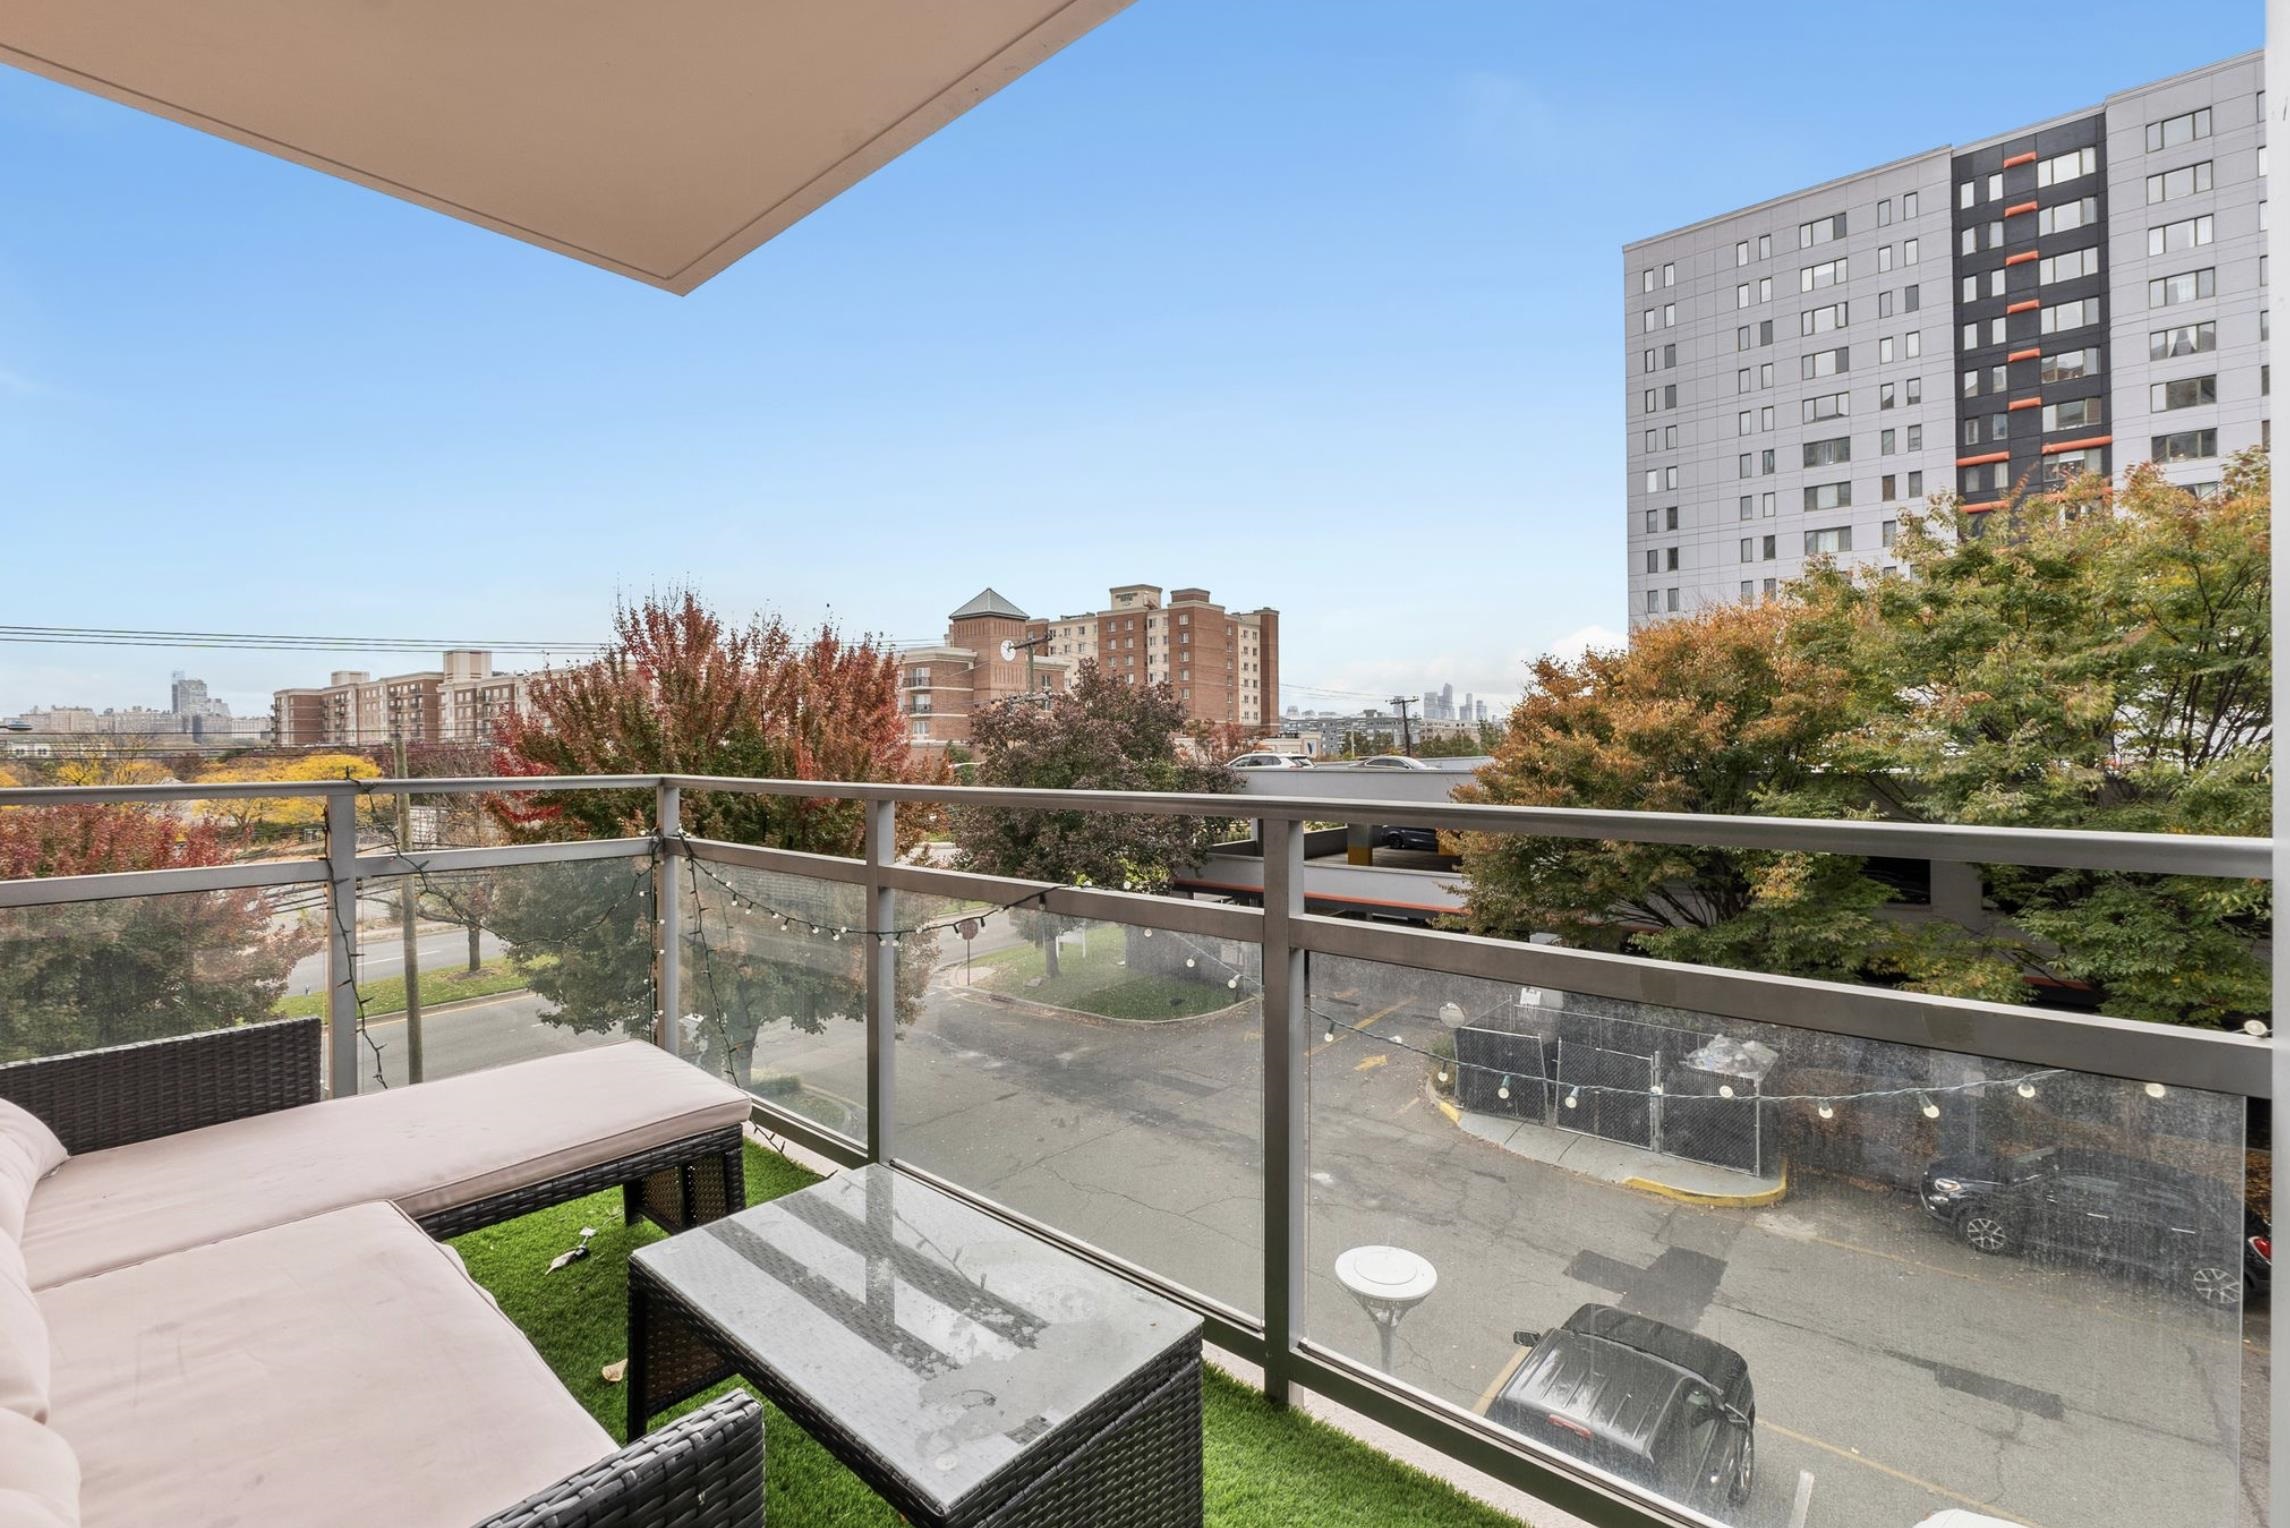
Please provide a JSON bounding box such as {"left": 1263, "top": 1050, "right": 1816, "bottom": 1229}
{"left": 862, "top": 798, "right": 898, "bottom": 1165}
{"left": 323, "top": 789, "right": 360, "bottom": 1097}
{"left": 1261, "top": 814, "right": 1307, "bottom": 1406}
{"left": 654, "top": 782, "right": 682, "bottom": 1058}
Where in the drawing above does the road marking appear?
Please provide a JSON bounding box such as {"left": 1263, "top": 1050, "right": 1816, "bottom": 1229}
{"left": 1761, "top": 1420, "right": 2052, "bottom": 1527}
{"left": 1353, "top": 1054, "right": 1389, "bottom": 1073}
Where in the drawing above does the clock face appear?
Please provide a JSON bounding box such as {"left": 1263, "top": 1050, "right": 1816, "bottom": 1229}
{"left": 999, "top": 639, "right": 1018, "bottom": 661}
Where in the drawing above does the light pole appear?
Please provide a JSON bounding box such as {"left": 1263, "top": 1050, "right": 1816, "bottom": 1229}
{"left": 999, "top": 635, "right": 1052, "bottom": 705}
{"left": 1335, "top": 1245, "right": 1437, "bottom": 1375}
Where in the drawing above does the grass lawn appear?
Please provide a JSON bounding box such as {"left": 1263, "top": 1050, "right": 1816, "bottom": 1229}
{"left": 273, "top": 957, "right": 533, "bottom": 1019}
{"left": 977, "top": 934, "right": 1238, "bottom": 1022}
{"left": 453, "top": 1142, "right": 1526, "bottom": 1528}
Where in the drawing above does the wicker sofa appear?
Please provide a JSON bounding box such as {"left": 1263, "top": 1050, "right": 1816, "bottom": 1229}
{"left": 0, "top": 1020, "right": 767, "bottom": 1527}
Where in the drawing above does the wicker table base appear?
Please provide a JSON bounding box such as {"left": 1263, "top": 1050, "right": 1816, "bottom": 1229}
{"left": 627, "top": 1167, "right": 1203, "bottom": 1528}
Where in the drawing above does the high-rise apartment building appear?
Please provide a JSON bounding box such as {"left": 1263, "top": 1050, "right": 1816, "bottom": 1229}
{"left": 1625, "top": 52, "right": 2267, "bottom": 624}
{"left": 899, "top": 584, "right": 1279, "bottom": 749}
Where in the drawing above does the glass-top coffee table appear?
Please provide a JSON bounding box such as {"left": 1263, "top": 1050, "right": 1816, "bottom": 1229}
{"left": 627, "top": 1163, "right": 1204, "bottom": 1527}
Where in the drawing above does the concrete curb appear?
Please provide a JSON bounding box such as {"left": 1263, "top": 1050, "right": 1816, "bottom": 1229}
{"left": 1621, "top": 1159, "right": 1789, "bottom": 1209}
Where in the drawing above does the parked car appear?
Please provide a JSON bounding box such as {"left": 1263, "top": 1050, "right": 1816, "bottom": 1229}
{"left": 1919, "top": 1146, "right": 2269, "bottom": 1307}
{"left": 1375, "top": 826, "right": 1441, "bottom": 852}
{"left": 1482, "top": 1304, "right": 1755, "bottom": 1511}
{"left": 1356, "top": 754, "right": 1431, "bottom": 770}
{"left": 1226, "top": 752, "right": 1311, "bottom": 770}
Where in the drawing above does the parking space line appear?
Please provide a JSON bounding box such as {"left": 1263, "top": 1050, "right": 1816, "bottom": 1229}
{"left": 1761, "top": 1419, "right": 2052, "bottom": 1528}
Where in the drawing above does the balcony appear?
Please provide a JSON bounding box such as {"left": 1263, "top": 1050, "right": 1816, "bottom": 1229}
{"left": 0, "top": 773, "right": 2272, "bottom": 1528}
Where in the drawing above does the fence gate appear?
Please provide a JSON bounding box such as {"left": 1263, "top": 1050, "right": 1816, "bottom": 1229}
{"left": 1454, "top": 1027, "right": 1548, "bottom": 1122}
{"left": 1555, "top": 1040, "right": 1656, "bottom": 1149}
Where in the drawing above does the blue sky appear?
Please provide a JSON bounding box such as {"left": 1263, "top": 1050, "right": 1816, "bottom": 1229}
{"left": 0, "top": 1, "right": 2260, "bottom": 719}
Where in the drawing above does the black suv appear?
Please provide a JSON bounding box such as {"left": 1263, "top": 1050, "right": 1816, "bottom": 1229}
{"left": 1919, "top": 1146, "right": 2269, "bottom": 1307}
{"left": 1483, "top": 1304, "right": 1755, "bottom": 1511}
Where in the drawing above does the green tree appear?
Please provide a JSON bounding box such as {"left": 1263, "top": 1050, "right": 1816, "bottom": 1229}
{"left": 950, "top": 662, "right": 1237, "bottom": 975}
{"left": 1792, "top": 455, "right": 2269, "bottom": 1025}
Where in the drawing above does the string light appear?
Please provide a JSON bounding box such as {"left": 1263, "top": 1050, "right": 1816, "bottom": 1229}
{"left": 2145, "top": 1081, "right": 2168, "bottom": 1099}
{"left": 2016, "top": 1079, "right": 2037, "bottom": 1099}
{"left": 686, "top": 857, "right": 1049, "bottom": 941}
{"left": 1500, "top": 1076, "right": 1514, "bottom": 1102}
{"left": 1184, "top": 957, "right": 1196, "bottom": 969}
{"left": 1717, "top": 1084, "right": 1735, "bottom": 1099}
{"left": 1816, "top": 1100, "right": 1834, "bottom": 1120}
{"left": 1919, "top": 1093, "right": 1941, "bottom": 1120}
{"left": 1436, "top": 1061, "right": 1450, "bottom": 1085}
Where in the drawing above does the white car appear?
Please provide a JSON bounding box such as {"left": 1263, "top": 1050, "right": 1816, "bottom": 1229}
{"left": 1228, "top": 752, "right": 1312, "bottom": 770}
{"left": 1357, "top": 754, "right": 1432, "bottom": 770}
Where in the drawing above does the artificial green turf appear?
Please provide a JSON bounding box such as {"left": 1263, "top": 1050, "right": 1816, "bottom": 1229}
{"left": 273, "top": 958, "right": 533, "bottom": 1019}
{"left": 453, "top": 1143, "right": 1527, "bottom": 1528}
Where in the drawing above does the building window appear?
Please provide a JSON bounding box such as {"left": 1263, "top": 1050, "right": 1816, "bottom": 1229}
{"left": 1804, "top": 526, "right": 1853, "bottom": 555}
{"left": 1906, "top": 377, "right": 1921, "bottom": 404}
{"left": 1958, "top": 180, "right": 1974, "bottom": 210}
{"left": 1801, "top": 346, "right": 1848, "bottom": 380}
{"left": 1644, "top": 590, "right": 1660, "bottom": 614}
{"left": 1800, "top": 302, "right": 1848, "bottom": 336}
{"left": 1879, "top": 244, "right": 1894, "bottom": 273}
{"left": 1879, "top": 382, "right": 1896, "bottom": 409}
{"left": 1666, "top": 587, "right": 1680, "bottom": 612}
{"left": 1879, "top": 290, "right": 1894, "bottom": 319}
{"left": 1800, "top": 257, "right": 1848, "bottom": 292}
{"left": 1960, "top": 226, "right": 1976, "bottom": 258}
{"left": 2044, "top": 448, "right": 2107, "bottom": 485}
{"left": 2039, "top": 347, "right": 2103, "bottom": 383}
{"left": 1908, "top": 470, "right": 1923, "bottom": 496}
{"left": 1904, "top": 284, "right": 1920, "bottom": 313}
{"left": 2149, "top": 321, "right": 2215, "bottom": 360}
{"left": 1761, "top": 492, "right": 1776, "bottom": 517}
{"left": 1759, "top": 233, "right": 1771, "bottom": 260}
{"left": 2150, "top": 374, "right": 2218, "bottom": 411}
{"left": 1904, "top": 191, "right": 1918, "bottom": 219}
{"left": 1985, "top": 171, "right": 2004, "bottom": 201}
{"left": 1737, "top": 495, "right": 1753, "bottom": 522}
{"left": 1741, "top": 580, "right": 1755, "bottom": 601}
{"left": 1738, "top": 410, "right": 1752, "bottom": 437}
{"left": 1802, "top": 391, "right": 1849, "bottom": 423}
{"left": 1641, "top": 270, "right": 1656, "bottom": 294}
{"left": 2041, "top": 396, "right": 2103, "bottom": 432}
{"left": 2034, "top": 146, "right": 2097, "bottom": 187}
{"left": 2147, "top": 215, "right": 2213, "bottom": 256}
{"left": 1663, "top": 302, "right": 1676, "bottom": 327}
{"left": 2146, "top": 107, "right": 2212, "bottom": 152}
{"left": 1907, "top": 422, "right": 1922, "bottom": 449}
{"left": 1877, "top": 197, "right": 1893, "bottom": 226}
{"left": 1799, "top": 213, "right": 1846, "bottom": 248}
{"left": 1881, "top": 519, "right": 1898, "bottom": 547}
{"left": 2152, "top": 428, "right": 2218, "bottom": 463}
{"left": 1803, "top": 481, "right": 1852, "bottom": 513}
{"left": 1879, "top": 336, "right": 1895, "bottom": 363}
{"left": 1665, "top": 506, "right": 1679, "bottom": 530}
{"left": 1905, "top": 330, "right": 1921, "bottom": 358}
{"left": 1662, "top": 262, "right": 1675, "bottom": 287}
{"left": 1803, "top": 435, "right": 1851, "bottom": 467}
{"left": 2038, "top": 247, "right": 2101, "bottom": 284}
{"left": 2039, "top": 197, "right": 2100, "bottom": 235}
{"left": 1665, "top": 546, "right": 1680, "bottom": 571}
{"left": 2039, "top": 297, "right": 2103, "bottom": 334}
{"left": 1904, "top": 237, "right": 1918, "bottom": 264}
{"left": 1737, "top": 282, "right": 1750, "bottom": 309}
{"left": 1881, "top": 427, "right": 1896, "bottom": 454}
{"left": 2149, "top": 268, "right": 2216, "bottom": 308}
{"left": 1759, "top": 362, "right": 1774, "bottom": 387}
{"left": 1736, "top": 239, "right": 1750, "bottom": 266}
{"left": 2145, "top": 162, "right": 2213, "bottom": 204}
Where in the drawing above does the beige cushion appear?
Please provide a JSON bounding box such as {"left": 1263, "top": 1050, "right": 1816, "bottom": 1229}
{"left": 0, "top": 1236, "right": 49, "bottom": 1424}
{"left": 0, "top": 1101, "right": 67, "bottom": 1246}
{"left": 41, "top": 1201, "right": 611, "bottom": 1528}
{"left": 0, "top": 1409, "right": 78, "bottom": 1528}
{"left": 23, "top": 1041, "right": 747, "bottom": 1288}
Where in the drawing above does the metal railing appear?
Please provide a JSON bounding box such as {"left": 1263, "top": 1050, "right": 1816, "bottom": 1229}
{"left": 0, "top": 772, "right": 2274, "bottom": 1528}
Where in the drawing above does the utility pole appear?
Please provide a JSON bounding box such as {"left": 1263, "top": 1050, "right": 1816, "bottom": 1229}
{"left": 391, "top": 732, "right": 425, "bottom": 1084}
{"left": 1389, "top": 696, "right": 1416, "bottom": 756}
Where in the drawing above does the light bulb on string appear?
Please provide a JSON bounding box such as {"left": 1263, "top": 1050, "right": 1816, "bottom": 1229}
{"left": 1919, "top": 1093, "right": 1941, "bottom": 1120}
{"left": 833, "top": 928, "right": 844, "bottom": 942}
{"left": 1718, "top": 1084, "right": 1735, "bottom": 1099}
{"left": 1499, "top": 1076, "right": 1514, "bottom": 1102}
{"left": 1184, "top": 957, "right": 1196, "bottom": 969}
{"left": 1649, "top": 1083, "right": 1663, "bottom": 1097}
{"left": 1227, "top": 976, "right": 1240, "bottom": 990}
{"left": 2144, "top": 1081, "right": 2167, "bottom": 1099}
{"left": 2016, "top": 1078, "right": 2037, "bottom": 1099}
{"left": 1816, "top": 1100, "right": 1834, "bottom": 1120}
{"left": 1325, "top": 1020, "right": 1337, "bottom": 1043}
{"left": 1437, "top": 1062, "right": 1450, "bottom": 1085}
{"left": 1142, "top": 929, "right": 1153, "bottom": 938}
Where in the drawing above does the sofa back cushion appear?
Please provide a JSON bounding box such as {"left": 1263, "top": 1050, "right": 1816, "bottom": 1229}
{"left": 0, "top": 1237, "right": 48, "bottom": 1425}
{"left": 0, "top": 1407, "right": 78, "bottom": 1527}
{"left": 0, "top": 1101, "right": 66, "bottom": 1246}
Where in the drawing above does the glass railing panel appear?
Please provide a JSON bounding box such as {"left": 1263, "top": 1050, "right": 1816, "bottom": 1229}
{"left": 0, "top": 886, "right": 322, "bottom": 1064}
{"left": 1303, "top": 951, "right": 2255, "bottom": 1528}
{"left": 341, "top": 859, "right": 652, "bottom": 1090}
{"left": 894, "top": 896, "right": 1265, "bottom": 1317}
{"left": 678, "top": 859, "right": 869, "bottom": 1148}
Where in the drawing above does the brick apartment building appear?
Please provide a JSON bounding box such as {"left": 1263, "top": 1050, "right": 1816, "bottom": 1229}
{"left": 271, "top": 649, "right": 530, "bottom": 747}
{"left": 900, "top": 584, "right": 1279, "bottom": 749}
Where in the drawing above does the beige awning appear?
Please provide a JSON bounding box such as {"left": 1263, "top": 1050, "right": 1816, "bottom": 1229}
{"left": 0, "top": 1, "right": 1132, "bottom": 293}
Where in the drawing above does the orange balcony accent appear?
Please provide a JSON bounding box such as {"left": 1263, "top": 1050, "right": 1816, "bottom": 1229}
{"left": 1961, "top": 500, "right": 2005, "bottom": 513}
{"left": 2042, "top": 434, "right": 2112, "bottom": 454}
{"left": 2002, "top": 151, "right": 2038, "bottom": 168}
{"left": 1956, "top": 450, "right": 2011, "bottom": 467}
{"left": 2007, "top": 347, "right": 2042, "bottom": 362}
{"left": 2004, "top": 250, "right": 2039, "bottom": 265}
{"left": 2004, "top": 200, "right": 2039, "bottom": 217}
{"left": 2007, "top": 396, "right": 2044, "bottom": 410}
{"left": 2005, "top": 299, "right": 2040, "bottom": 314}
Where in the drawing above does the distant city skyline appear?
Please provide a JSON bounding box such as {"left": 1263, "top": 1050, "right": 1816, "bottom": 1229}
{"left": 0, "top": 2, "right": 2254, "bottom": 722}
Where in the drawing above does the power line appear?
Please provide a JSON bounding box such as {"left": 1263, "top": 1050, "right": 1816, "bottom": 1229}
{"left": 0, "top": 625, "right": 607, "bottom": 654}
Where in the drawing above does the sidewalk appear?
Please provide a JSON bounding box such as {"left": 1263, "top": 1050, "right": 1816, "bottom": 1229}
{"left": 1452, "top": 1106, "right": 1786, "bottom": 1208}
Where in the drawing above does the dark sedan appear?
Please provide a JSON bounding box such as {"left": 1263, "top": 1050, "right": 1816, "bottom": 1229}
{"left": 1919, "top": 1146, "right": 2268, "bottom": 1307}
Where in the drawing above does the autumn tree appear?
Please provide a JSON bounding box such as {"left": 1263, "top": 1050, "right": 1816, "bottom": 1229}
{"left": 950, "top": 662, "right": 1237, "bottom": 975}
{"left": 483, "top": 591, "right": 946, "bottom": 1083}
{"left": 197, "top": 752, "right": 384, "bottom": 841}
{"left": 0, "top": 802, "right": 314, "bottom": 1062}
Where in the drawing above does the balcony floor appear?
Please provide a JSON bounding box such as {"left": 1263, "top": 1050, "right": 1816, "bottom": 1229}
{"left": 451, "top": 1141, "right": 1534, "bottom": 1528}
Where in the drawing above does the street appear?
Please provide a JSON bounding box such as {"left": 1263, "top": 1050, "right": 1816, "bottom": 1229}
{"left": 285, "top": 924, "right": 508, "bottom": 997}
{"left": 734, "top": 953, "right": 2263, "bottom": 1528}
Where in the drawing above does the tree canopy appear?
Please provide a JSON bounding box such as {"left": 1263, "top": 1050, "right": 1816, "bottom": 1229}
{"left": 1462, "top": 455, "right": 2269, "bottom": 1027}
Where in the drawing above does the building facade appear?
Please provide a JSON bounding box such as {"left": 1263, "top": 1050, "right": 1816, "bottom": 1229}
{"left": 271, "top": 650, "right": 529, "bottom": 747}
{"left": 900, "top": 584, "right": 1280, "bottom": 749}
{"left": 1625, "top": 52, "right": 2267, "bottom": 624}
